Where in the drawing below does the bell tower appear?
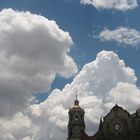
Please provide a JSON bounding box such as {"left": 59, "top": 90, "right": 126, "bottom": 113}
{"left": 67, "top": 95, "right": 85, "bottom": 140}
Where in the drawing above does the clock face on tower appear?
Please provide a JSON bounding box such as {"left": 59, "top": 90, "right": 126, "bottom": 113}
{"left": 114, "top": 123, "right": 120, "bottom": 131}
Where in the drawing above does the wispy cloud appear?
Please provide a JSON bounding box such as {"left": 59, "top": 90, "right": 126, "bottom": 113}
{"left": 99, "top": 27, "right": 140, "bottom": 47}
{"left": 81, "top": 0, "right": 138, "bottom": 11}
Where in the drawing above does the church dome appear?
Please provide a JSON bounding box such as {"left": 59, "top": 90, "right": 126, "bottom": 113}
{"left": 69, "top": 94, "right": 84, "bottom": 112}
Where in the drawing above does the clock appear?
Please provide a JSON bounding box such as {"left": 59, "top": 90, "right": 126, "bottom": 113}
{"left": 114, "top": 123, "right": 120, "bottom": 131}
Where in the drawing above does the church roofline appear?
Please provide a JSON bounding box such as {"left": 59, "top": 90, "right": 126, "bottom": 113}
{"left": 103, "top": 104, "right": 130, "bottom": 120}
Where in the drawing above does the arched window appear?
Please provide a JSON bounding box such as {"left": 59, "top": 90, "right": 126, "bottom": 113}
{"left": 76, "top": 115, "right": 78, "bottom": 120}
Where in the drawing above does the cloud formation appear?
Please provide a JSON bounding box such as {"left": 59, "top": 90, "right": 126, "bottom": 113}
{"left": 1, "top": 51, "right": 140, "bottom": 140}
{"left": 0, "top": 112, "right": 37, "bottom": 140}
{"left": 80, "top": 0, "right": 138, "bottom": 11}
{"left": 0, "top": 9, "right": 77, "bottom": 117}
{"left": 99, "top": 27, "right": 140, "bottom": 47}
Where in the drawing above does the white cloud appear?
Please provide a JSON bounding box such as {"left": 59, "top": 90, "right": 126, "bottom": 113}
{"left": 1, "top": 50, "right": 140, "bottom": 140}
{"left": 80, "top": 0, "right": 138, "bottom": 11}
{"left": 99, "top": 27, "right": 140, "bottom": 47}
{"left": 0, "top": 8, "right": 77, "bottom": 117}
{"left": 108, "top": 82, "right": 140, "bottom": 111}
{"left": 0, "top": 112, "right": 37, "bottom": 140}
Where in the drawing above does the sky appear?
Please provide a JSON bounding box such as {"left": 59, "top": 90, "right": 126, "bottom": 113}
{"left": 0, "top": 0, "right": 140, "bottom": 140}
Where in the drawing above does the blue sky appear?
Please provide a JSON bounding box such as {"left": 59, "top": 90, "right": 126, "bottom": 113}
{"left": 1, "top": 0, "right": 140, "bottom": 140}
{"left": 0, "top": 0, "right": 140, "bottom": 102}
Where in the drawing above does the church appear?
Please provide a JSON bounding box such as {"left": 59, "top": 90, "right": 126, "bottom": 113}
{"left": 67, "top": 96, "right": 140, "bottom": 140}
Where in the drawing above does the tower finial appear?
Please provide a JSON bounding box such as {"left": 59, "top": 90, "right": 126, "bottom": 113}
{"left": 74, "top": 93, "right": 79, "bottom": 106}
{"left": 76, "top": 93, "right": 78, "bottom": 100}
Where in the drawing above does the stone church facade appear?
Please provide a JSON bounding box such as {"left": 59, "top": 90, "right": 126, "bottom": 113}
{"left": 67, "top": 97, "right": 140, "bottom": 140}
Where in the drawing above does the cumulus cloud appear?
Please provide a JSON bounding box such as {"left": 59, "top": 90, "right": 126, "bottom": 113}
{"left": 80, "top": 0, "right": 138, "bottom": 11}
{"left": 0, "top": 8, "right": 77, "bottom": 117}
{"left": 99, "top": 27, "right": 140, "bottom": 47}
{"left": 107, "top": 82, "right": 140, "bottom": 111}
{"left": 1, "top": 50, "right": 140, "bottom": 140}
{"left": 0, "top": 113, "right": 37, "bottom": 140}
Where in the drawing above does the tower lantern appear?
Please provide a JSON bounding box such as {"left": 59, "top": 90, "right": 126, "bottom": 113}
{"left": 74, "top": 94, "right": 79, "bottom": 106}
